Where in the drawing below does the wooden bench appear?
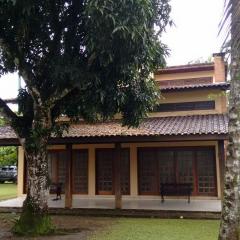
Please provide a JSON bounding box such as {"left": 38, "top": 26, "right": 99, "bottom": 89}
{"left": 160, "top": 183, "right": 192, "bottom": 203}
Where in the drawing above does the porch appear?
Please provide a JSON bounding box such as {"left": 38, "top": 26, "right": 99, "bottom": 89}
{"left": 17, "top": 140, "right": 226, "bottom": 212}
{"left": 0, "top": 195, "right": 221, "bottom": 212}
{"left": 0, "top": 116, "right": 227, "bottom": 215}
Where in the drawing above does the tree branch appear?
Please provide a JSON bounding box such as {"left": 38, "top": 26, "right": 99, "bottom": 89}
{"left": 0, "top": 37, "right": 42, "bottom": 106}
{"left": 48, "top": 87, "right": 75, "bottom": 108}
{"left": 0, "top": 98, "right": 31, "bottom": 143}
{"left": 20, "top": 68, "right": 43, "bottom": 106}
{"left": 0, "top": 97, "right": 18, "bottom": 123}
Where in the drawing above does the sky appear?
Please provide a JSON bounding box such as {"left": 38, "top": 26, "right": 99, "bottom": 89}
{"left": 162, "top": 0, "right": 225, "bottom": 65}
{"left": 0, "top": 0, "right": 225, "bottom": 100}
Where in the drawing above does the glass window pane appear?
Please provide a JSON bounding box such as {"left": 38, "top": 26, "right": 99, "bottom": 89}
{"left": 138, "top": 149, "right": 158, "bottom": 194}
{"left": 176, "top": 151, "right": 194, "bottom": 185}
{"left": 197, "top": 149, "right": 216, "bottom": 195}
{"left": 72, "top": 150, "right": 88, "bottom": 194}
{"left": 157, "top": 150, "right": 175, "bottom": 184}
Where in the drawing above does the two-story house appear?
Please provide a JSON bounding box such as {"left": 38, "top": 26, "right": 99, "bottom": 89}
{"left": 0, "top": 53, "right": 229, "bottom": 210}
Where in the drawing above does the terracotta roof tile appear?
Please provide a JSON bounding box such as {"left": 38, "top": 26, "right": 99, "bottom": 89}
{"left": 0, "top": 114, "right": 228, "bottom": 141}
{"left": 156, "top": 63, "right": 215, "bottom": 74}
{"left": 161, "top": 63, "right": 214, "bottom": 70}
{"left": 66, "top": 114, "right": 228, "bottom": 137}
{"left": 160, "top": 82, "right": 230, "bottom": 92}
{"left": 0, "top": 126, "right": 17, "bottom": 139}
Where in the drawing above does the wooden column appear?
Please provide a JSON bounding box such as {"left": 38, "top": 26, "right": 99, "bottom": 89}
{"left": 114, "top": 143, "right": 122, "bottom": 209}
{"left": 88, "top": 146, "right": 96, "bottom": 196}
{"left": 130, "top": 145, "right": 138, "bottom": 196}
{"left": 218, "top": 140, "right": 225, "bottom": 198}
{"left": 17, "top": 147, "right": 25, "bottom": 196}
{"left": 65, "top": 144, "right": 73, "bottom": 208}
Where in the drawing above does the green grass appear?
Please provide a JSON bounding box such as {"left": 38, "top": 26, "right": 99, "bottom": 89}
{"left": 89, "top": 218, "right": 219, "bottom": 240}
{"left": 0, "top": 183, "right": 17, "bottom": 201}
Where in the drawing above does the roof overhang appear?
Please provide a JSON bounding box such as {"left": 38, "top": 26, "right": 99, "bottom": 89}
{"left": 0, "top": 114, "right": 228, "bottom": 146}
{"left": 0, "top": 134, "right": 228, "bottom": 147}
{"left": 49, "top": 134, "right": 229, "bottom": 144}
{"left": 156, "top": 64, "right": 214, "bottom": 75}
{"left": 161, "top": 83, "right": 230, "bottom": 93}
{"left": 0, "top": 138, "right": 19, "bottom": 146}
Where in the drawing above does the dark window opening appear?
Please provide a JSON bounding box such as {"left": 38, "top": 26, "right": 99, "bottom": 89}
{"left": 48, "top": 150, "right": 67, "bottom": 193}
{"left": 138, "top": 147, "right": 216, "bottom": 196}
{"left": 72, "top": 149, "right": 88, "bottom": 194}
{"left": 154, "top": 101, "right": 215, "bottom": 112}
{"left": 96, "top": 148, "right": 130, "bottom": 195}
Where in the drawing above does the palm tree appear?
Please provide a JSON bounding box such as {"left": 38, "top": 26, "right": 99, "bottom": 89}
{"left": 219, "top": 0, "right": 240, "bottom": 239}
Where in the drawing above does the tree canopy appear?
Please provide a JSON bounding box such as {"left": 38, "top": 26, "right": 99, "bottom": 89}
{"left": 0, "top": 0, "right": 171, "bottom": 236}
{"left": 0, "top": 0, "right": 171, "bottom": 131}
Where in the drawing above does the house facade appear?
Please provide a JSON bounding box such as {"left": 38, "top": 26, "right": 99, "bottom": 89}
{"left": 0, "top": 53, "right": 229, "bottom": 209}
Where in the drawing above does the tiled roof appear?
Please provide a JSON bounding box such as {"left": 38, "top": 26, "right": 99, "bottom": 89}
{"left": 0, "top": 126, "right": 16, "bottom": 139}
{"left": 0, "top": 114, "right": 228, "bottom": 141}
{"left": 162, "top": 63, "right": 214, "bottom": 70}
{"left": 156, "top": 63, "right": 215, "bottom": 74}
{"left": 160, "top": 82, "right": 230, "bottom": 92}
{"left": 63, "top": 114, "right": 228, "bottom": 137}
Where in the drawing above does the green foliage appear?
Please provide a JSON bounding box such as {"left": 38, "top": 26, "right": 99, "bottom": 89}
{"left": 188, "top": 56, "right": 212, "bottom": 64}
{"left": 0, "top": 147, "right": 17, "bottom": 166}
{"left": 0, "top": 0, "right": 171, "bottom": 129}
{"left": 0, "top": 118, "right": 5, "bottom": 126}
{"left": 0, "top": 0, "right": 171, "bottom": 236}
{"left": 0, "top": 118, "right": 17, "bottom": 167}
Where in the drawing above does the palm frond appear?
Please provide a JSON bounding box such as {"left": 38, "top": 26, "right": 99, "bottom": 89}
{"left": 219, "top": 0, "right": 240, "bottom": 57}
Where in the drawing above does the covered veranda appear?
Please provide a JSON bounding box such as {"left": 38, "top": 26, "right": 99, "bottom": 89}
{"left": 0, "top": 114, "right": 227, "bottom": 214}
{"left": 0, "top": 195, "right": 221, "bottom": 213}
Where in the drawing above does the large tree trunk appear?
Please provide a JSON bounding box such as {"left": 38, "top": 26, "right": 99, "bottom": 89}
{"left": 219, "top": 43, "right": 240, "bottom": 240}
{"left": 219, "top": 1, "right": 240, "bottom": 238}
{"left": 13, "top": 107, "right": 54, "bottom": 236}
{"left": 24, "top": 139, "right": 49, "bottom": 214}
{"left": 218, "top": 80, "right": 240, "bottom": 239}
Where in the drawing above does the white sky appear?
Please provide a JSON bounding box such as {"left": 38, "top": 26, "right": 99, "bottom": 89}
{"left": 162, "top": 0, "right": 225, "bottom": 65}
{"left": 0, "top": 0, "right": 225, "bottom": 100}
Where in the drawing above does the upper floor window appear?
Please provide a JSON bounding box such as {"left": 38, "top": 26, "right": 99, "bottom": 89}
{"left": 154, "top": 101, "right": 215, "bottom": 112}
{"left": 158, "top": 77, "right": 213, "bottom": 88}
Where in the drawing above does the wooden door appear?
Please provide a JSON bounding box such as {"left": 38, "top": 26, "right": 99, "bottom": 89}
{"left": 72, "top": 149, "right": 88, "bottom": 194}
{"left": 158, "top": 150, "right": 175, "bottom": 191}
{"left": 120, "top": 149, "right": 130, "bottom": 195}
{"left": 176, "top": 150, "right": 194, "bottom": 193}
{"left": 137, "top": 147, "right": 217, "bottom": 196}
{"left": 138, "top": 149, "right": 158, "bottom": 195}
{"left": 48, "top": 152, "right": 58, "bottom": 183}
{"left": 196, "top": 148, "right": 216, "bottom": 196}
{"left": 48, "top": 150, "right": 67, "bottom": 193}
{"left": 96, "top": 149, "right": 114, "bottom": 195}
{"left": 57, "top": 151, "right": 67, "bottom": 188}
{"left": 96, "top": 148, "right": 130, "bottom": 195}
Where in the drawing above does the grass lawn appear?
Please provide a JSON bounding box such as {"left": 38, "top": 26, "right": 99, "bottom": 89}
{"left": 89, "top": 218, "right": 219, "bottom": 240}
{"left": 0, "top": 214, "right": 219, "bottom": 239}
{"left": 0, "top": 183, "right": 17, "bottom": 201}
